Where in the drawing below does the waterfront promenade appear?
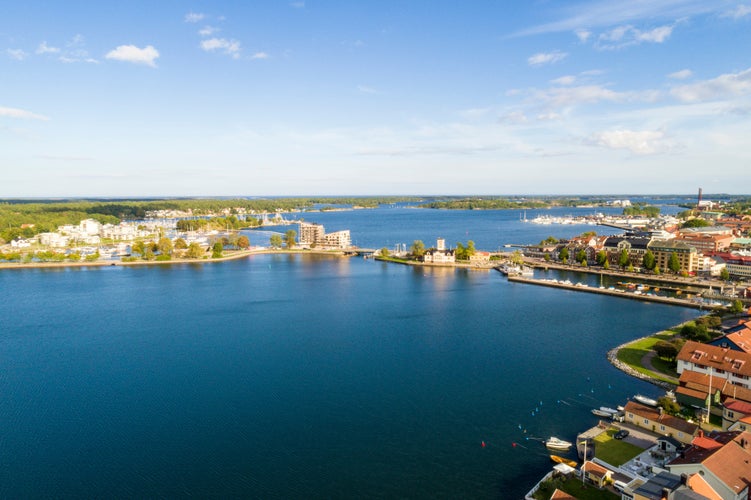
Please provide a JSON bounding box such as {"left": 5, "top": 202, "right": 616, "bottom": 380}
{"left": 506, "top": 275, "right": 724, "bottom": 310}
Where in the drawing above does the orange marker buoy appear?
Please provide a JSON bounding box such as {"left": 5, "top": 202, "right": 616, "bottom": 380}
{"left": 481, "top": 441, "right": 486, "bottom": 448}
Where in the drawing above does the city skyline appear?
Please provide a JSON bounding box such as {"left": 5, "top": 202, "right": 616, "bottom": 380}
{"left": 2, "top": 0, "right": 750, "bottom": 197}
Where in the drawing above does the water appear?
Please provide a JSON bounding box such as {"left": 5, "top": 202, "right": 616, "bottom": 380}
{"left": 0, "top": 207, "right": 699, "bottom": 498}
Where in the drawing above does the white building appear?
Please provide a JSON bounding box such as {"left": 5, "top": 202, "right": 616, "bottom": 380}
{"left": 322, "top": 230, "right": 351, "bottom": 248}
{"left": 423, "top": 238, "right": 455, "bottom": 264}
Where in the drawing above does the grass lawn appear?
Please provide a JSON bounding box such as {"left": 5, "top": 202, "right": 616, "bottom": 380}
{"left": 594, "top": 430, "right": 644, "bottom": 467}
{"left": 533, "top": 476, "right": 620, "bottom": 500}
{"left": 616, "top": 329, "right": 682, "bottom": 383}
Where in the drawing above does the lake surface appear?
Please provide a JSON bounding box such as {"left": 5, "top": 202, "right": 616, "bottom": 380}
{"left": 0, "top": 206, "right": 699, "bottom": 498}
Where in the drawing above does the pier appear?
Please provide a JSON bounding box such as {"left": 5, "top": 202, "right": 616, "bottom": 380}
{"left": 505, "top": 275, "right": 725, "bottom": 310}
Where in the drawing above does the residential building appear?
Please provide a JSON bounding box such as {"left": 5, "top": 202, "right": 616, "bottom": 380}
{"left": 676, "top": 231, "right": 734, "bottom": 254}
{"left": 322, "top": 230, "right": 351, "bottom": 248}
{"left": 298, "top": 222, "right": 325, "bottom": 246}
{"left": 667, "top": 430, "right": 751, "bottom": 500}
{"left": 648, "top": 239, "right": 700, "bottom": 274}
{"left": 581, "top": 460, "right": 611, "bottom": 488}
{"left": 423, "top": 238, "right": 455, "bottom": 264}
{"left": 677, "top": 341, "right": 751, "bottom": 393}
{"left": 623, "top": 401, "right": 699, "bottom": 444}
{"left": 710, "top": 252, "right": 751, "bottom": 279}
{"left": 631, "top": 471, "right": 683, "bottom": 500}
{"left": 603, "top": 236, "right": 652, "bottom": 268}
{"left": 722, "top": 399, "right": 751, "bottom": 430}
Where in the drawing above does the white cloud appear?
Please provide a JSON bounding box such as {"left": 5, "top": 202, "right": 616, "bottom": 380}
{"left": 668, "top": 69, "right": 692, "bottom": 80}
{"left": 724, "top": 4, "right": 751, "bottom": 18}
{"left": 0, "top": 106, "right": 50, "bottom": 121}
{"left": 586, "top": 129, "right": 673, "bottom": 154}
{"left": 198, "top": 26, "right": 219, "bottom": 37}
{"left": 635, "top": 25, "right": 673, "bottom": 42}
{"left": 200, "top": 38, "right": 241, "bottom": 59}
{"left": 528, "top": 50, "right": 568, "bottom": 66}
{"left": 251, "top": 52, "right": 269, "bottom": 60}
{"left": 498, "top": 111, "right": 528, "bottom": 124}
{"left": 512, "top": 0, "right": 718, "bottom": 37}
{"left": 596, "top": 23, "right": 675, "bottom": 49}
{"left": 185, "top": 12, "right": 205, "bottom": 23}
{"left": 105, "top": 45, "right": 160, "bottom": 67}
{"left": 6, "top": 48, "right": 27, "bottom": 60}
{"left": 671, "top": 67, "right": 751, "bottom": 102}
{"left": 551, "top": 75, "right": 577, "bottom": 85}
{"left": 357, "top": 85, "right": 378, "bottom": 94}
{"left": 290, "top": 1, "right": 305, "bottom": 7}
{"left": 459, "top": 107, "right": 491, "bottom": 119}
{"left": 535, "top": 84, "right": 627, "bottom": 107}
{"left": 36, "top": 41, "right": 60, "bottom": 54}
{"left": 575, "top": 29, "right": 592, "bottom": 42}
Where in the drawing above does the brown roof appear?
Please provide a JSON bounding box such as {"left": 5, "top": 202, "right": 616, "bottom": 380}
{"left": 703, "top": 432, "right": 751, "bottom": 494}
{"left": 624, "top": 401, "right": 699, "bottom": 436}
{"left": 686, "top": 473, "right": 723, "bottom": 500}
{"left": 582, "top": 460, "right": 609, "bottom": 478}
{"left": 678, "top": 370, "right": 751, "bottom": 404}
{"left": 726, "top": 330, "right": 751, "bottom": 353}
{"left": 550, "top": 489, "right": 577, "bottom": 500}
{"left": 677, "top": 340, "right": 751, "bottom": 377}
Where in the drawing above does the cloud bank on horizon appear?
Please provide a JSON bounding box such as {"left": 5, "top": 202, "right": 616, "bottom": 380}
{"left": 1, "top": 0, "right": 750, "bottom": 197}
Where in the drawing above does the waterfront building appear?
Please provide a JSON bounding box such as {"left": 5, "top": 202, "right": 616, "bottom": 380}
{"left": 322, "top": 230, "right": 351, "bottom": 248}
{"left": 37, "top": 232, "right": 69, "bottom": 248}
{"left": 298, "top": 222, "right": 325, "bottom": 246}
{"left": 423, "top": 238, "right": 455, "bottom": 264}
{"left": 603, "top": 236, "right": 651, "bottom": 269}
{"left": 667, "top": 430, "right": 751, "bottom": 500}
{"left": 676, "top": 230, "right": 735, "bottom": 254}
{"left": 709, "top": 252, "right": 751, "bottom": 280}
{"left": 580, "top": 460, "right": 611, "bottom": 489}
{"left": 647, "top": 239, "right": 700, "bottom": 274}
{"left": 623, "top": 401, "right": 699, "bottom": 445}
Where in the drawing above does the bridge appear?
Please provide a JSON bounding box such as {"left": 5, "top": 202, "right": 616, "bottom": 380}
{"left": 344, "top": 248, "right": 377, "bottom": 257}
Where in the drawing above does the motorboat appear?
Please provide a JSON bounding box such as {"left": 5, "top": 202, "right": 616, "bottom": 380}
{"left": 591, "top": 406, "right": 618, "bottom": 418}
{"left": 550, "top": 455, "right": 577, "bottom": 467}
{"left": 634, "top": 394, "right": 658, "bottom": 407}
{"left": 544, "top": 437, "right": 573, "bottom": 450}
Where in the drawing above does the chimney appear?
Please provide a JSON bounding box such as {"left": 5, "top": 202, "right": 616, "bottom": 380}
{"left": 698, "top": 430, "right": 704, "bottom": 438}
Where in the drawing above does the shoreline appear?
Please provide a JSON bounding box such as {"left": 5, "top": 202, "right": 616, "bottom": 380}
{"left": 0, "top": 248, "right": 348, "bottom": 270}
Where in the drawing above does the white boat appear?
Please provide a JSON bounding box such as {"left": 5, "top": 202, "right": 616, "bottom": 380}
{"left": 634, "top": 394, "right": 658, "bottom": 407}
{"left": 544, "top": 437, "right": 573, "bottom": 450}
{"left": 591, "top": 406, "right": 618, "bottom": 418}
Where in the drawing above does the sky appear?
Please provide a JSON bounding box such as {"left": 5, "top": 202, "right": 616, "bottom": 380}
{"left": 2, "top": 0, "right": 750, "bottom": 197}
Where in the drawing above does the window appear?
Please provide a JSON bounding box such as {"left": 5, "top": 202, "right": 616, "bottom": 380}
{"left": 728, "top": 411, "right": 735, "bottom": 419}
{"left": 644, "top": 419, "right": 649, "bottom": 425}
{"left": 660, "top": 425, "right": 666, "bottom": 432}
{"left": 678, "top": 432, "right": 684, "bottom": 438}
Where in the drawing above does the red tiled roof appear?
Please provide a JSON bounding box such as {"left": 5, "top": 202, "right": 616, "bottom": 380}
{"left": 725, "top": 398, "right": 751, "bottom": 415}
{"left": 550, "top": 489, "right": 577, "bottom": 499}
{"left": 624, "top": 401, "right": 699, "bottom": 436}
{"left": 703, "top": 432, "right": 751, "bottom": 494}
{"left": 582, "top": 460, "right": 609, "bottom": 478}
{"left": 677, "top": 341, "right": 751, "bottom": 377}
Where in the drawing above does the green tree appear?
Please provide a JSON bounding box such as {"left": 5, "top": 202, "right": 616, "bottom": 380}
{"left": 681, "top": 218, "right": 711, "bottom": 228}
{"left": 595, "top": 250, "right": 607, "bottom": 266}
{"left": 131, "top": 240, "right": 145, "bottom": 256}
{"left": 730, "top": 299, "right": 745, "bottom": 314}
{"left": 575, "top": 249, "right": 587, "bottom": 265}
{"left": 237, "top": 235, "right": 250, "bottom": 249}
{"left": 618, "top": 248, "right": 630, "bottom": 269}
{"left": 668, "top": 252, "right": 681, "bottom": 274}
{"left": 186, "top": 242, "right": 204, "bottom": 259}
{"left": 466, "top": 240, "right": 476, "bottom": 257}
{"left": 410, "top": 240, "right": 425, "bottom": 258}
{"left": 284, "top": 229, "right": 296, "bottom": 249}
{"left": 157, "top": 237, "right": 173, "bottom": 256}
{"left": 642, "top": 250, "right": 656, "bottom": 271}
{"left": 603, "top": 259, "right": 610, "bottom": 270}
{"left": 543, "top": 253, "right": 551, "bottom": 262}
{"left": 654, "top": 340, "right": 679, "bottom": 361}
{"left": 719, "top": 267, "right": 730, "bottom": 281}
{"left": 559, "top": 247, "right": 569, "bottom": 263}
{"left": 174, "top": 238, "right": 188, "bottom": 250}
{"left": 455, "top": 242, "right": 467, "bottom": 260}
{"left": 654, "top": 265, "right": 660, "bottom": 275}
{"left": 511, "top": 250, "right": 524, "bottom": 266}
{"left": 380, "top": 247, "right": 390, "bottom": 257}
{"left": 270, "top": 234, "right": 283, "bottom": 249}
{"left": 212, "top": 241, "right": 223, "bottom": 258}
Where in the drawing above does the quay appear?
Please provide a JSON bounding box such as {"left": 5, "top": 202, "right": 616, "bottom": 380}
{"left": 506, "top": 275, "right": 725, "bottom": 310}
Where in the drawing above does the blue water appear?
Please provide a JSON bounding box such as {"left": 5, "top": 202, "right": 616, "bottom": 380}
{"left": 0, "top": 208, "right": 698, "bottom": 498}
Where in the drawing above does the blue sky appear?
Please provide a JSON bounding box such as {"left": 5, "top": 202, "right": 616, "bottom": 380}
{"left": 2, "top": 0, "right": 750, "bottom": 197}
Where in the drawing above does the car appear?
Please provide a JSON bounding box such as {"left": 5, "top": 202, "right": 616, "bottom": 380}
{"left": 614, "top": 429, "right": 630, "bottom": 440}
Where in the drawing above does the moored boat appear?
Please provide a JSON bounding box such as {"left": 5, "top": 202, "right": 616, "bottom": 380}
{"left": 591, "top": 406, "right": 618, "bottom": 418}
{"left": 544, "top": 437, "right": 573, "bottom": 450}
{"left": 634, "top": 394, "right": 658, "bottom": 407}
{"left": 550, "top": 455, "right": 577, "bottom": 467}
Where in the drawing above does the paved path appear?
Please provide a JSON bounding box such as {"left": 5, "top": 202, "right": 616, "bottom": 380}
{"left": 640, "top": 350, "right": 679, "bottom": 385}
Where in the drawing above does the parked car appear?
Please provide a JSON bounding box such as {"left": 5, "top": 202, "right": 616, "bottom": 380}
{"left": 614, "top": 429, "right": 630, "bottom": 440}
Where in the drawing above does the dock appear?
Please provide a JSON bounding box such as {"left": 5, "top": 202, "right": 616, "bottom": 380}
{"left": 506, "top": 275, "right": 724, "bottom": 310}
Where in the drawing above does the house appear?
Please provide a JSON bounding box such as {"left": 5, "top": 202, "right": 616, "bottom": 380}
{"left": 581, "top": 460, "right": 611, "bottom": 488}
{"left": 722, "top": 399, "right": 751, "bottom": 430}
{"left": 469, "top": 251, "right": 491, "bottom": 265}
{"left": 668, "top": 430, "right": 751, "bottom": 500}
{"left": 676, "top": 341, "right": 751, "bottom": 402}
{"left": 550, "top": 489, "right": 577, "bottom": 499}
{"left": 631, "top": 471, "right": 683, "bottom": 500}
{"left": 423, "top": 238, "right": 455, "bottom": 264}
{"left": 709, "top": 328, "right": 751, "bottom": 353}
{"left": 656, "top": 435, "right": 684, "bottom": 455}
{"left": 623, "top": 401, "right": 699, "bottom": 444}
